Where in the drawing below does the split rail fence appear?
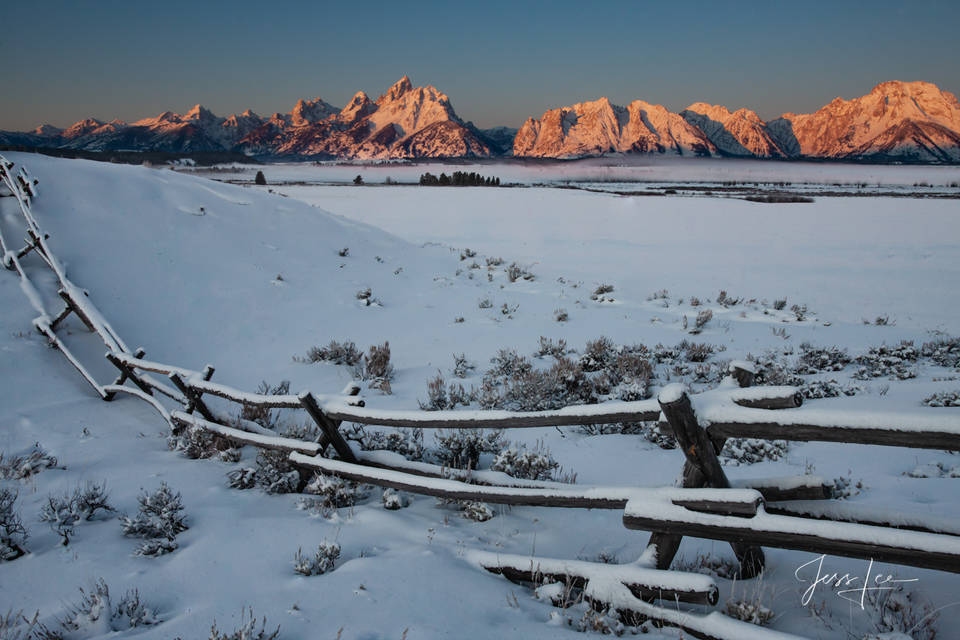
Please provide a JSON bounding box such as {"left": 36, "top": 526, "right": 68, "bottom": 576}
{"left": 3, "top": 154, "right": 959, "bottom": 640}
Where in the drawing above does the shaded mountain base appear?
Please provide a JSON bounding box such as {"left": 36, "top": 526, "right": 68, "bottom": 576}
{"left": 0, "top": 145, "right": 260, "bottom": 166}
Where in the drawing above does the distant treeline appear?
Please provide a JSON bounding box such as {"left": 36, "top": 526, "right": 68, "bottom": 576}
{"left": 0, "top": 145, "right": 259, "bottom": 167}
{"left": 419, "top": 171, "right": 500, "bottom": 186}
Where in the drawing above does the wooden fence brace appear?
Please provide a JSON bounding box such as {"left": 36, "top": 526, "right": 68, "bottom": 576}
{"left": 55, "top": 289, "right": 96, "bottom": 332}
{"left": 649, "top": 387, "right": 765, "bottom": 578}
{"left": 298, "top": 391, "right": 358, "bottom": 464}
{"left": 168, "top": 371, "right": 216, "bottom": 423}
{"left": 104, "top": 349, "right": 153, "bottom": 401}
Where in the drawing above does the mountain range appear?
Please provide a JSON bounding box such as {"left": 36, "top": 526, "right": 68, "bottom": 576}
{"left": 3, "top": 77, "right": 959, "bottom": 163}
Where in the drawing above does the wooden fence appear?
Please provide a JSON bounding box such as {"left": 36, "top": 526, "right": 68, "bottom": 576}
{"left": 4, "top": 154, "right": 960, "bottom": 640}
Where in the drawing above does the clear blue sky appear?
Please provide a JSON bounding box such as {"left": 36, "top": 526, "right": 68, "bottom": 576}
{"left": 2, "top": 0, "right": 958, "bottom": 131}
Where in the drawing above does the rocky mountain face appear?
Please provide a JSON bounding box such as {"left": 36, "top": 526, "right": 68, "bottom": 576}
{"left": 2, "top": 80, "right": 959, "bottom": 162}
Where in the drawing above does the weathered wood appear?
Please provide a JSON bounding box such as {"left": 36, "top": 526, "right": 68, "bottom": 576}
{"left": 481, "top": 564, "right": 719, "bottom": 606}
{"left": 299, "top": 391, "right": 358, "bottom": 463}
{"left": 729, "top": 363, "right": 755, "bottom": 388}
{"left": 732, "top": 393, "right": 804, "bottom": 410}
{"left": 656, "top": 388, "right": 765, "bottom": 578}
{"left": 764, "top": 501, "right": 960, "bottom": 536}
{"left": 105, "top": 350, "right": 153, "bottom": 400}
{"left": 623, "top": 509, "right": 960, "bottom": 574}
{"left": 15, "top": 241, "right": 36, "bottom": 260}
{"left": 322, "top": 404, "right": 661, "bottom": 430}
{"left": 672, "top": 496, "right": 761, "bottom": 517}
{"left": 290, "top": 453, "right": 632, "bottom": 509}
{"left": 172, "top": 412, "right": 322, "bottom": 456}
{"left": 49, "top": 303, "right": 73, "bottom": 331}
{"left": 168, "top": 372, "right": 216, "bottom": 422}
{"left": 56, "top": 289, "right": 96, "bottom": 332}
{"left": 749, "top": 482, "right": 831, "bottom": 502}
{"left": 706, "top": 420, "right": 960, "bottom": 451}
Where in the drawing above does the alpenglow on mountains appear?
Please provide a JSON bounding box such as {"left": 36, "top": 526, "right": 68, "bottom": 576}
{"left": 3, "top": 78, "right": 959, "bottom": 163}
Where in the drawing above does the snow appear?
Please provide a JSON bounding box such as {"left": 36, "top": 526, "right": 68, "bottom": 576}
{"left": 2, "top": 152, "right": 960, "bottom": 639}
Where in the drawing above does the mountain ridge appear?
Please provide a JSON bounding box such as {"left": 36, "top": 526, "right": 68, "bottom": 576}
{"left": 2, "top": 78, "right": 959, "bottom": 163}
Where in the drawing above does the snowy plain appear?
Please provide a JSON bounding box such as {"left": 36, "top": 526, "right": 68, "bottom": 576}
{"left": 1, "top": 153, "right": 960, "bottom": 639}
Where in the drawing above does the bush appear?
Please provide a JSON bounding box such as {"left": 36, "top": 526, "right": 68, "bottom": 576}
{"left": 796, "top": 343, "right": 851, "bottom": 373}
{"left": 208, "top": 608, "right": 279, "bottom": 640}
{"left": 451, "top": 353, "right": 475, "bottom": 378}
{"left": 60, "top": 580, "right": 160, "bottom": 634}
{"left": 39, "top": 493, "right": 80, "bottom": 546}
{"left": 923, "top": 390, "right": 960, "bottom": 407}
{"left": 535, "top": 336, "right": 568, "bottom": 359}
{"left": 433, "top": 430, "right": 504, "bottom": 470}
{"left": 490, "top": 441, "right": 560, "bottom": 481}
{"left": 170, "top": 425, "right": 239, "bottom": 461}
{"left": 590, "top": 284, "right": 614, "bottom": 301}
{"left": 682, "top": 341, "right": 714, "bottom": 363}
{"left": 381, "top": 488, "right": 409, "bottom": 510}
{"left": 0, "top": 609, "right": 42, "bottom": 639}
{"left": 478, "top": 297, "right": 493, "bottom": 309}
{"left": 800, "top": 379, "right": 863, "bottom": 399}
{"left": 293, "top": 542, "right": 340, "bottom": 576}
{"left": 554, "top": 308, "right": 568, "bottom": 322}
{"left": 506, "top": 262, "right": 534, "bottom": 282}
{"left": 344, "top": 425, "right": 424, "bottom": 460}
{"left": 120, "top": 483, "right": 188, "bottom": 556}
{"left": 460, "top": 501, "right": 494, "bottom": 522}
{"left": 361, "top": 342, "right": 393, "bottom": 381}
{"left": 254, "top": 450, "right": 301, "bottom": 495}
{"left": 0, "top": 444, "right": 58, "bottom": 480}
{"left": 0, "top": 488, "right": 27, "bottom": 561}
{"left": 720, "top": 438, "right": 788, "bottom": 465}
{"left": 240, "top": 381, "right": 290, "bottom": 430}
{"left": 226, "top": 467, "right": 257, "bottom": 490}
{"left": 579, "top": 336, "right": 615, "bottom": 372}
{"left": 691, "top": 309, "right": 713, "bottom": 333}
{"left": 301, "top": 340, "right": 361, "bottom": 366}
{"left": 254, "top": 171, "right": 266, "bottom": 185}
{"left": 853, "top": 341, "right": 919, "bottom": 380}
{"left": 419, "top": 371, "right": 449, "bottom": 411}
{"left": 302, "top": 473, "right": 367, "bottom": 511}
{"left": 922, "top": 336, "right": 960, "bottom": 369}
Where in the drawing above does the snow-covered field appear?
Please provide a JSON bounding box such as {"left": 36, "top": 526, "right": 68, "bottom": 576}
{"left": 2, "top": 153, "right": 959, "bottom": 639}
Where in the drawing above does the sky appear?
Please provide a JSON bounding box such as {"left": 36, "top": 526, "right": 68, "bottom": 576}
{"left": 2, "top": 0, "right": 959, "bottom": 131}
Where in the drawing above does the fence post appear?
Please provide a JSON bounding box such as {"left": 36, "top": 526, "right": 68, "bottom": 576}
{"left": 647, "top": 385, "right": 765, "bottom": 578}
{"left": 104, "top": 348, "right": 153, "bottom": 400}
{"left": 298, "top": 391, "right": 357, "bottom": 463}
{"left": 169, "top": 370, "right": 216, "bottom": 422}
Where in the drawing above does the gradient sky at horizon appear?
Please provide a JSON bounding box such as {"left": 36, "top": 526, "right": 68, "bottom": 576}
{"left": 2, "top": 0, "right": 958, "bottom": 131}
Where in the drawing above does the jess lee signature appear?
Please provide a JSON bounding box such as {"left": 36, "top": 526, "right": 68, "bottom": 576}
{"left": 795, "top": 554, "right": 918, "bottom": 608}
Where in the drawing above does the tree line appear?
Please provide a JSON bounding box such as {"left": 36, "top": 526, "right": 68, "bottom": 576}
{"left": 419, "top": 171, "right": 501, "bottom": 187}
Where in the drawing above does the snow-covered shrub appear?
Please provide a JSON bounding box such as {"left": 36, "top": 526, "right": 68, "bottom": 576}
{"left": 791, "top": 304, "right": 808, "bottom": 321}
{"left": 638, "top": 422, "right": 677, "bottom": 449}
{"left": 208, "top": 608, "right": 280, "bottom": 640}
{"left": 355, "top": 342, "right": 393, "bottom": 394}
{"left": 830, "top": 473, "right": 864, "bottom": 499}
{"left": 691, "top": 309, "right": 713, "bottom": 333}
{"left": 460, "top": 501, "right": 494, "bottom": 522}
{"left": 922, "top": 336, "right": 960, "bottom": 369}
{"left": 433, "top": 429, "right": 504, "bottom": 470}
{"left": 0, "top": 445, "right": 58, "bottom": 480}
{"left": 0, "top": 488, "right": 27, "bottom": 561}
{"left": 39, "top": 492, "right": 81, "bottom": 546}
{"left": 169, "top": 425, "right": 238, "bottom": 461}
{"left": 300, "top": 472, "right": 368, "bottom": 515}
{"left": 536, "top": 336, "right": 569, "bottom": 359}
{"left": 682, "top": 341, "right": 714, "bottom": 363}
{"left": 853, "top": 341, "right": 919, "bottom": 380}
{"left": 59, "top": 580, "right": 160, "bottom": 634}
{"left": 720, "top": 438, "right": 788, "bottom": 465}
{"left": 751, "top": 349, "right": 804, "bottom": 386}
{"left": 70, "top": 481, "right": 115, "bottom": 521}
{"left": 293, "top": 542, "right": 340, "bottom": 576}
{"left": 478, "top": 297, "right": 493, "bottom": 309}
{"left": 673, "top": 552, "right": 740, "bottom": 579}
{"left": 579, "top": 336, "right": 615, "bottom": 372}
{"left": 120, "top": 482, "right": 188, "bottom": 556}
{"left": 419, "top": 372, "right": 449, "bottom": 410}
{"left": 381, "top": 488, "right": 409, "bottom": 510}
{"left": 301, "top": 340, "right": 362, "bottom": 366}
{"left": 226, "top": 467, "right": 257, "bottom": 490}
{"left": 907, "top": 461, "right": 960, "bottom": 478}
{"left": 590, "top": 283, "right": 614, "bottom": 301}
{"left": 491, "top": 441, "right": 560, "bottom": 481}
{"left": 254, "top": 450, "right": 300, "bottom": 494}
{"left": 923, "top": 390, "right": 960, "bottom": 407}
{"left": 345, "top": 425, "right": 424, "bottom": 460}
{"left": 506, "top": 262, "right": 534, "bottom": 282}
{"left": 726, "top": 600, "right": 774, "bottom": 626}
{"left": 800, "top": 379, "right": 863, "bottom": 399}
{"left": 554, "top": 308, "right": 569, "bottom": 322}
{"left": 772, "top": 298, "right": 787, "bottom": 310}
{"left": 859, "top": 586, "right": 939, "bottom": 640}
{"left": 715, "top": 290, "right": 741, "bottom": 307}
{"left": 451, "top": 353, "right": 475, "bottom": 378}
{"left": 0, "top": 609, "right": 42, "bottom": 640}
{"left": 240, "top": 380, "right": 290, "bottom": 430}
{"left": 796, "top": 343, "right": 851, "bottom": 373}
{"left": 488, "top": 349, "right": 533, "bottom": 379}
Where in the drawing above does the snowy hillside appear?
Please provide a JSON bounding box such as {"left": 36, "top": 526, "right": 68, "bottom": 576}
{"left": 2, "top": 153, "right": 960, "bottom": 639}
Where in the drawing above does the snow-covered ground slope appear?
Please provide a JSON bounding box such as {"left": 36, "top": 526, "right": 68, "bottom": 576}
{"left": 2, "top": 153, "right": 960, "bottom": 639}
